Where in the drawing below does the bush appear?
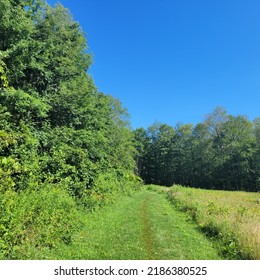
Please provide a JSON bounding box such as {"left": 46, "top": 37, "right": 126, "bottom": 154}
{"left": 0, "top": 185, "right": 82, "bottom": 259}
{"left": 81, "top": 171, "right": 142, "bottom": 210}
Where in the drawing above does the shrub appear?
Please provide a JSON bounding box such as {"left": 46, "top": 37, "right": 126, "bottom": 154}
{"left": 0, "top": 185, "right": 82, "bottom": 259}
{"left": 81, "top": 171, "right": 142, "bottom": 210}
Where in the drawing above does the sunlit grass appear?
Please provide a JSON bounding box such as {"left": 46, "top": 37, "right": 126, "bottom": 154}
{"left": 52, "top": 190, "right": 221, "bottom": 259}
{"left": 167, "top": 185, "right": 260, "bottom": 259}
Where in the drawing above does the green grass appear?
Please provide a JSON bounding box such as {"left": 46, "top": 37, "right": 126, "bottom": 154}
{"left": 52, "top": 190, "right": 221, "bottom": 259}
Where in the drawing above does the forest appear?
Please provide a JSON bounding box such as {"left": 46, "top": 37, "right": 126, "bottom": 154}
{"left": 134, "top": 108, "right": 260, "bottom": 192}
{"left": 0, "top": 0, "right": 259, "bottom": 259}
{"left": 0, "top": 0, "right": 140, "bottom": 258}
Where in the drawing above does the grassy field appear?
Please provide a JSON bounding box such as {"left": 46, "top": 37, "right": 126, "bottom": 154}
{"left": 8, "top": 185, "right": 258, "bottom": 260}
{"left": 167, "top": 185, "right": 260, "bottom": 259}
{"left": 51, "top": 190, "right": 221, "bottom": 260}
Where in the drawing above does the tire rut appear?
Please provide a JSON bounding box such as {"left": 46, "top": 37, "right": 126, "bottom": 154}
{"left": 140, "top": 196, "right": 155, "bottom": 259}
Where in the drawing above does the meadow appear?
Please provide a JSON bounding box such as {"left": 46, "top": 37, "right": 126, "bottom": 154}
{"left": 167, "top": 185, "right": 260, "bottom": 259}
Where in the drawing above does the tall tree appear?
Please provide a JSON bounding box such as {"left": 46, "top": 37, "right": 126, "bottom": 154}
{"left": 134, "top": 107, "right": 260, "bottom": 191}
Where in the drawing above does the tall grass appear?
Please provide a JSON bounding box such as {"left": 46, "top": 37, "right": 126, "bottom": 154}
{"left": 168, "top": 185, "right": 260, "bottom": 259}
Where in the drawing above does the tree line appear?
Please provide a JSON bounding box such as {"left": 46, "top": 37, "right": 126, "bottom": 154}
{"left": 0, "top": 0, "right": 139, "bottom": 258}
{"left": 134, "top": 107, "right": 260, "bottom": 192}
{"left": 0, "top": 0, "right": 139, "bottom": 201}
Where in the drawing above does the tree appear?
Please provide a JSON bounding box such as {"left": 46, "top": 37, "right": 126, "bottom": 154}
{"left": 252, "top": 118, "right": 260, "bottom": 191}
{"left": 191, "top": 122, "right": 214, "bottom": 188}
{"left": 134, "top": 107, "right": 260, "bottom": 191}
{"left": 218, "top": 115, "right": 255, "bottom": 190}
{"left": 0, "top": 0, "right": 139, "bottom": 196}
{"left": 0, "top": 0, "right": 140, "bottom": 258}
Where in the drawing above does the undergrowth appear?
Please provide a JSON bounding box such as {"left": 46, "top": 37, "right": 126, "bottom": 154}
{"left": 0, "top": 177, "right": 142, "bottom": 260}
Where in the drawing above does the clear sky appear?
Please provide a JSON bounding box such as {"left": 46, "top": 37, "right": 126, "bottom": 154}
{"left": 47, "top": 0, "right": 260, "bottom": 129}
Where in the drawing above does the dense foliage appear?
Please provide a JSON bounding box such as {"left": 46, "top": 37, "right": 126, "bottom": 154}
{"left": 0, "top": 0, "right": 139, "bottom": 259}
{"left": 134, "top": 107, "right": 260, "bottom": 192}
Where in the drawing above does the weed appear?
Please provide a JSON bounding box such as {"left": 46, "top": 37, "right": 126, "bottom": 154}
{"left": 167, "top": 185, "right": 260, "bottom": 259}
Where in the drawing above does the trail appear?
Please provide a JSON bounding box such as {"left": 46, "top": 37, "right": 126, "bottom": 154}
{"left": 54, "top": 190, "right": 222, "bottom": 259}
{"left": 140, "top": 196, "right": 154, "bottom": 258}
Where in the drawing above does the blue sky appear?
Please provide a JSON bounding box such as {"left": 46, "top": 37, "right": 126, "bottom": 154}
{"left": 47, "top": 0, "right": 260, "bottom": 129}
